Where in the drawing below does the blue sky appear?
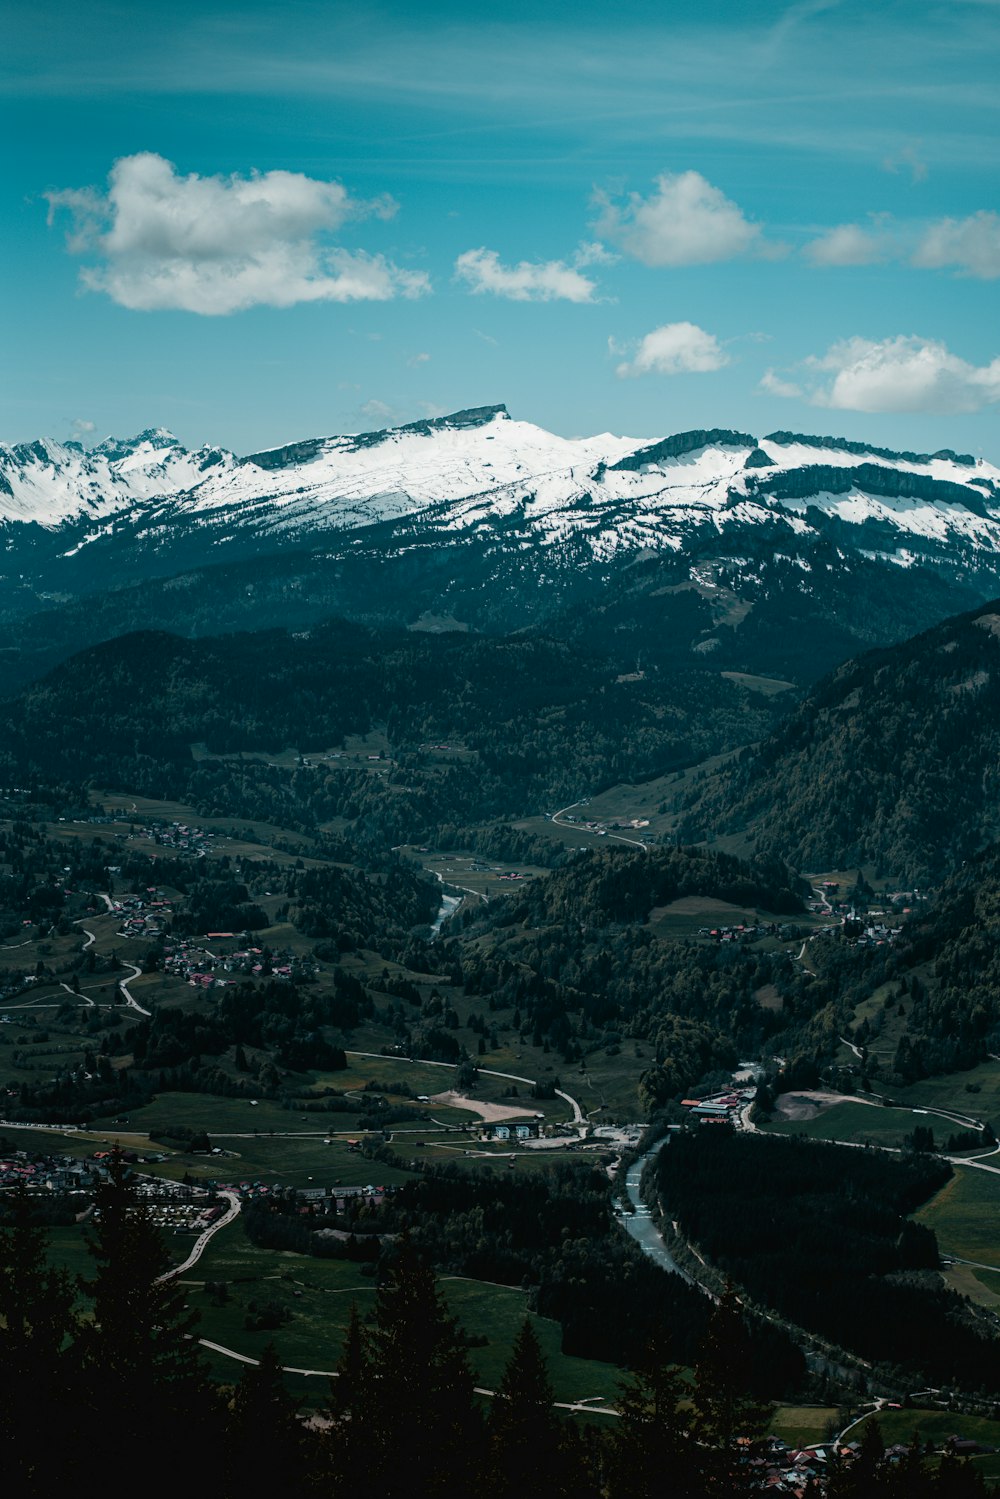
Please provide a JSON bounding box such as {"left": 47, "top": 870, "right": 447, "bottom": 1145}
{"left": 4, "top": 0, "right": 999, "bottom": 455}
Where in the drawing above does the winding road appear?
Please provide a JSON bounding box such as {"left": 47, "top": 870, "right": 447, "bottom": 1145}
{"left": 157, "top": 1189, "right": 242, "bottom": 1282}
{"left": 118, "top": 962, "right": 151, "bottom": 1017}
{"left": 550, "top": 800, "right": 648, "bottom": 852}
{"left": 195, "top": 1334, "right": 619, "bottom": 1414}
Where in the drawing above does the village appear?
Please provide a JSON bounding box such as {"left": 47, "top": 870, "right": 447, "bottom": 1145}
{"left": 679, "top": 1086, "right": 757, "bottom": 1126}
{"left": 0, "top": 1138, "right": 220, "bottom": 1233}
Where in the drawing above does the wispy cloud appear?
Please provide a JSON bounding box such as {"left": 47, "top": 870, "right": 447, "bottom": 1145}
{"left": 13, "top": 7, "right": 1000, "bottom": 173}
{"left": 45, "top": 153, "right": 430, "bottom": 314}
{"left": 763, "top": 335, "right": 1000, "bottom": 413}
{"left": 760, "top": 370, "right": 805, "bottom": 399}
{"left": 613, "top": 322, "right": 730, "bottom": 378}
{"left": 882, "top": 141, "right": 928, "bottom": 182}
{"left": 359, "top": 399, "right": 397, "bottom": 423}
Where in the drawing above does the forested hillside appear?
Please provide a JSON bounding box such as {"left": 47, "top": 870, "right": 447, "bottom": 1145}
{"left": 818, "top": 841, "right": 1000, "bottom": 1081}
{"left": 0, "top": 620, "right": 783, "bottom": 844}
{"left": 456, "top": 847, "right": 827, "bottom": 1107}
{"left": 684, "top": 600, "right": 1000, "bottom": 882}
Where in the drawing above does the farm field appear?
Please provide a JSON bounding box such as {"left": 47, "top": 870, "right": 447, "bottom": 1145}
{"left": 183, "top": 1218, "right": 623, "bottom": 1408}
{"left": 398, "top": 844, "right": 549, "bottom": 905}
{"left": 889, "top": 1062, "right": 1000, "bottom": 1131}
{"left": 554, "top": 749, "right": 743, "bottom": 842}
{"left": 648, "top": 895, "right": 765, "bottom": 939}
{"left": 916, "top": 1165, "right": 1000, "bottom": 1269}
{"left": 761, "top": 1100, "right": 922, "bottom": 1149}
{"left": 850, "top": 1409, "right": 1000, "bottom": 1480}
{"left": 769, "top": 1405, "right": 838, "bottom": 1448}
{"left": 43, "top": 1221, "right": 189, "bottom": 1281}
{"left": 939, "top": 1261, "right": 1000, "bottom": 1310}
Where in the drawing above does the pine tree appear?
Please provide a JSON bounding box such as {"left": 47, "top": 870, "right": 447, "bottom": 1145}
{"left": 324, "top": 1299, "right": 370, "bottom": 1490}
{"left": 78, "top": 1151, "right": 220, "bottom": 1478}
{"left": 935, "top": 1447, "right": 989, "bottom": 1498}
{"left": 329, "top": 1298, "right": 366, "bottom": 1417}
{"left": 828, "top": 1415, "right": 886, "bottom": 1498}
{"left": 355, "top": 1234, "right": 483, "bottom": 1498}
{"left": 227, "top": 1341, "right": 307, "bottom": 1494}
{"left": 607, "top": 1345, "right": 699, "bottom": 1499}
{"left": 0, "top": 1186, "right": 79, "bottom": 1487}
{"left": 690, "top": 1287, "right": 773, "bottom": 1497}
{"left": 488, "top": 1317, "right": 566, "bottom": 1498}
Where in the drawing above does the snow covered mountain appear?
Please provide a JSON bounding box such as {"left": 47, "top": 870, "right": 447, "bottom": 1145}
{"left": 2, "top": 404, "right": 1000, "bottom": 692}
{"left": 3, "top": 404, "right": 997, "bottom": 568}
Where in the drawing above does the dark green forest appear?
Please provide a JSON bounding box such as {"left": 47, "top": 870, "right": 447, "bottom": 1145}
{"left": 0, "top": 620, "right": 781, "bottom": 846}
{"left": 686, "top": 598, "right": 1000, "bottom": 882}
{"left": 656, "top": 1130, "right": 999, "bottom": 1388}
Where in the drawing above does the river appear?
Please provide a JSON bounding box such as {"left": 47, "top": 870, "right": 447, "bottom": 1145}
{"left": 620, "top": 1142, "right": 696, "bottom": 1285}
{"left": 429, "top": 887, "right": 462, "bottom": 941}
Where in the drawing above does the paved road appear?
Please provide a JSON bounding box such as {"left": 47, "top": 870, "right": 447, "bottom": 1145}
{"left": 550, "top": 799, "right": 647, "bottom": 852}
{"left": 196, "top": 1335, "right": 620, "bottom": 1413}
{"left": 836, "top": 1399, "right": 888, "bottom": 1445}
{"left": 118, "top": 962, "right": 151, "bottom": 1017}
{"left": 59, "top": 979, "right": 95, "bottom": 1007}
{"left": 157, "top": 1190, "right": 242, "bottom": 1283}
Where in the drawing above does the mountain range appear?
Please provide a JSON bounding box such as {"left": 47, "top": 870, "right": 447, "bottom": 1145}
{"left": 2, "top": 405, "right": 999, "bottom": 693}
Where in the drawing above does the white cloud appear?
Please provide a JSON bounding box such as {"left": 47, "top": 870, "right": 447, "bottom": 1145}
{"left": 595, "top": 170, "right": 774, "bottom": 267}
{"left": 71, "top": 418, "right": 96, "bottom": 434}
{"left": 454, "top": 247, "right": 597, "bottom": 302}
{"left": 407, "top": 352, "right": 431, "bottom": 366}
{"left": 759, "top": 370, "right": 805, "bottom": 399}
{"left": 45, "top": 152, "right": 429, "bottom": 314}
{"left": 804, "top": 222, "right": 891, "bottom": 267}
{"left": 912, "top": 211, "right": 1000, "bottom": 279}
{"left": 767, "top": 335, "right": 1000, "bottom": 413}
{"left": 614, "top": 322, "right": 731, "bottom": 378}
{"left": 802, "top": 209, "right": 1000, "bottom": 279}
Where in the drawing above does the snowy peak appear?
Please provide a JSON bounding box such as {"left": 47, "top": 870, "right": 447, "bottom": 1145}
{"left": 240, "top": 406, "right": 510, "bottom": 471}
{"left": 0, "top": 429, "right": 236, "bottom": 527}
{"left": 92, "top": 427, "right": 183, "bottom": 460}
{"left": 608, "top": 428, "right": 758, "bottom": 473}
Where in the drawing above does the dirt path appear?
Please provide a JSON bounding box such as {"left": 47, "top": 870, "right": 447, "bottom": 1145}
{"left": 429, "top": 1091, "right": 533, "bottom": 1123}
{"left": 774, "top": 1090, "right": 881, "bottom": 1121}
